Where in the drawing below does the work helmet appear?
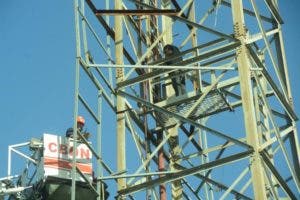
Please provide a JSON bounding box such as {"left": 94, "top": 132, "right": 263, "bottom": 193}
{"left": 77, "top": 116, "right": 85, "bottom": 125}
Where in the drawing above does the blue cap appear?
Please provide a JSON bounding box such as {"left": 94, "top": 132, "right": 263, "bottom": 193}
{"left": 66, "top": 128, "right": 73, "bottom": 137}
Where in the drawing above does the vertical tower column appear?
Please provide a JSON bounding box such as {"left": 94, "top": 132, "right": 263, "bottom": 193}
{"left": 162, "top": 0, "right": 182, "bottom": 199}
{"left": 115, "top": 0, "right": 126, "bottom": 197}
{"left": 71, "top": 0, "right": 81, "bottom": 199}
{"left": 231, "top": 1, "right": 267, "bottom": 199}
{"left": 189, "top": 1, "right": 201, "bottom": 92}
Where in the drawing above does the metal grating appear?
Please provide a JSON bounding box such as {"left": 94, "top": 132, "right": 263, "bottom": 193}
{"left": 156, "top": 90, "right": 229, "bottom": 126}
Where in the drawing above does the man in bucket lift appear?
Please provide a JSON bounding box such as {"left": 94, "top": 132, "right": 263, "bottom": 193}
{"left": 163, "top": 44, "right": 186, "bottom": 97}
{"left": 66, "top": 116, "right": 90, "bottom": 140}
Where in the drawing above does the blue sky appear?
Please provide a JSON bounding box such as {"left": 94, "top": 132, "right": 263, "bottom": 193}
{"left": 0, "top": 0, "right": 300, "bottom": 198}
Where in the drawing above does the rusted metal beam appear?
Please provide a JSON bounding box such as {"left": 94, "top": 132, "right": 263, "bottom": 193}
{"left": 117, "top": 150, "right": 253, "bottom": 196}
{"left": 85, "top": 0, "right": 146, "bottom": 75}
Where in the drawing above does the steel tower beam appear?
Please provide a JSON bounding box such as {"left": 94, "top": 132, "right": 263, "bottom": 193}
{"left": 231, "top": 1, "right": 267, "bottom": 199}
{"left": 115, "top": 0, "right": 127, "bottom": 197}
{"left": 71, "top": 0, "right": 300, "bottom": 199}
{"left": 117, "top": 150, "right": 253, "bottom": 196}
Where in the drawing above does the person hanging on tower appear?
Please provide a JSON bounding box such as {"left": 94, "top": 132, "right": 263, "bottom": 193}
{"left": 163, "top": 45, "right": 197, "bottom": 134}
{"left": 163, "top": 44, "right": 186, "bottom": 97}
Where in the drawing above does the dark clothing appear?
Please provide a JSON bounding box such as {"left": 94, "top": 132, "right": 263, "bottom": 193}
{"left": 66, "top": 127, "right": 74, "bottom": 138}
{"left": 65, "top": 126, "right": 83, "bottom": 138}
{"left": 163, "top": 45, "right": 186, "bottom": 96}
{"left": 170, "top": 72, "right": 186, "bottom": 96}
{"left": 66, "top": 127, "right": 90, "bottom": 140}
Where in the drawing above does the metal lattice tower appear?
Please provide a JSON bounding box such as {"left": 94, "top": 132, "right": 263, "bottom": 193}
{"left": 71, "top": 0, "right": 300, "bottom": 199}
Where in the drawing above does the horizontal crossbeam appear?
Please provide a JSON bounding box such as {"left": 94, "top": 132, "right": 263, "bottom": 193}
{"left": 95, "top": 9, "right": 179, "bottom": 16}
{"left": 118, "top": 150, "right": 253, "bottom": 196}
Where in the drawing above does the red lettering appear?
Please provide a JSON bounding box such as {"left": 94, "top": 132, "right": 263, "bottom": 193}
{"left": 47, "top": 142, "right": 91, "bottom": 160}
{"left": 69, "top": 147, "right": 78, "bottom": 157}
{"left": 80, "top": 148, "right": 90, "bottom": 159}
{"left": 59, "top": 144, "right": 68, "bottom": 154}
{"left": 48, "top": 143, "right": 57, "bottom": 152}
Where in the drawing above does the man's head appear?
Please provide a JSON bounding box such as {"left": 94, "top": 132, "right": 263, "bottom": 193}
{"left": 163, "top": 44, "right": 182, "bottom": 65}
{"left": 77, "top": 116, "right": 85, "bottom": 131}
{"left": 163, "top": 44, "right": 174, "bottom": 57}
